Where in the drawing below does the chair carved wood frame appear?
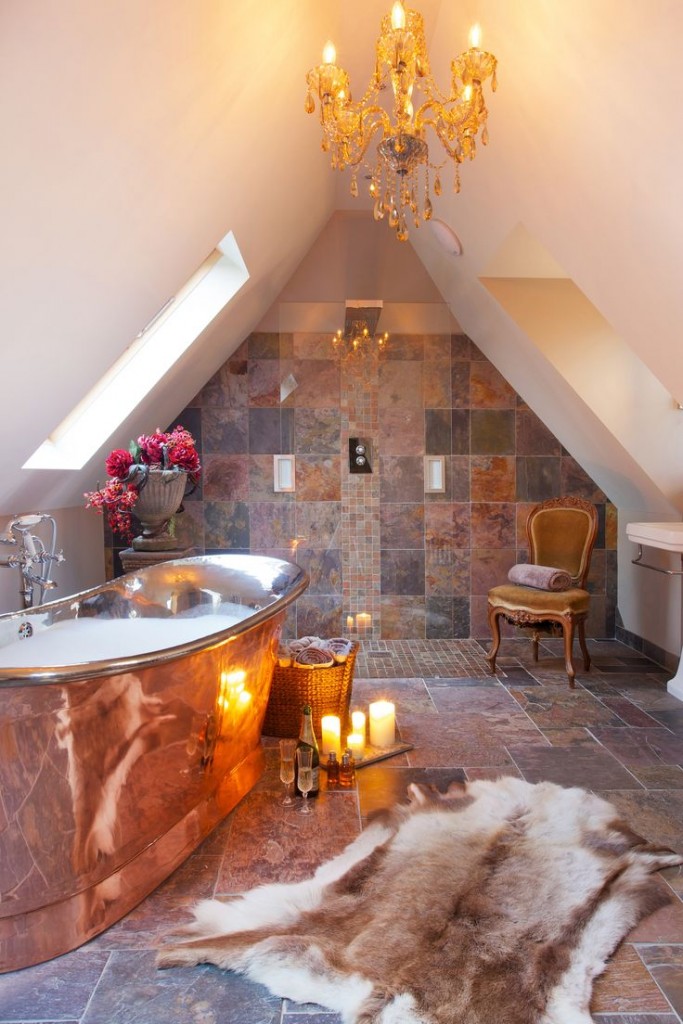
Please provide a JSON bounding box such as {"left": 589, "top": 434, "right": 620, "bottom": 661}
{"left": 486, "top": 496, "right": 599, "bottom": 688}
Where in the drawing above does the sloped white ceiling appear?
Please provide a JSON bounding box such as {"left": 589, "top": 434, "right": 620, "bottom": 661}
{"left": 1, "top": 0, "right": 682, "bottom": 525}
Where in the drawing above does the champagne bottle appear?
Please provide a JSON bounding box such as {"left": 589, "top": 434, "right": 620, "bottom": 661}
{"left": 295, "top": 704, "right": 320, "bottom": 798}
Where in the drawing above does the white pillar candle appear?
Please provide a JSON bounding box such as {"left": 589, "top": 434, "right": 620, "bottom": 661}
{"left": 347, "top": 732, "right": 365, "bottom": 758}
{"left": 321, "top": 715, "right": 341, "bottom": 758}
{"left": 351, "top": 710, "right": 366, "bottom": 737}
{"left": 346, "top": 614, "right": 355, "bottom": 630}
{"left": 356, "top": 612, "right": 372, "bottom": 633}
{"left": 369, "top": 700, "right": 395, "bottom": 749}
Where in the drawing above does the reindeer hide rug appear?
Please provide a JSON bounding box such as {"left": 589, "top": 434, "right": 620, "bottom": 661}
{"left": 158, "top": 776, "right": 682, "bottom": 1024}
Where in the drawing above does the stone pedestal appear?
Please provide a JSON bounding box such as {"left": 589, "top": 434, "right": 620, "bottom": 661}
{"left": 119, "top": 546, "right": 201, "bottom": 575}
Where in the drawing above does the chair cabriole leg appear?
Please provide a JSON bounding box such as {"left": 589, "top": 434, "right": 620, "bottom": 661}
{"left": 562, "top": 619, "right": 576, "bottom": 688}
{"left": 578, "top": 620, "right": 591, "bottom": 672}
{"left": 486, "top": 605, "right": 501, "bottom": 675}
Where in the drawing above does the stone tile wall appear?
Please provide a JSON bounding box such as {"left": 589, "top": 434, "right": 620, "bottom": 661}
{"left": 107, "top": 330, "right": 617, "bottom": 641}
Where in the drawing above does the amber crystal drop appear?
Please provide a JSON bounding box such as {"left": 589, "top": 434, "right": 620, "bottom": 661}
{"left": 389, "top": 206, "right": 399, "bottom": 229}
{"left": 434, "top": 174, "right": 442, "bottom": 196}
{"left": 305, "top": 92, "right": 315, "bottom": 114}
{"left": 397, "top": 217, "right": 409, "bottom": 242}
{"left": 423, "top": 196, "right": 433, "bottom": 220}
{"left": 350, "top": 175, "right": 359, "bottom": 198}
{"left": 482, "top": 124, "right": 489, "bottom": 145}
{"left": 373, "top": 198, "right": 385, "bottom": 220}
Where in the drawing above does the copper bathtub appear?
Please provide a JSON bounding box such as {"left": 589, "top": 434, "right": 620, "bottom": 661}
{"left": 0, "top": 554, "right": 308, "bottom": 973}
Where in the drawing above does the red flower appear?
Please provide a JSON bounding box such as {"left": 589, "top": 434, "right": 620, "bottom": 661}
{"left": 105, "top": 448, "right": 134, "bottom": 480}
{"left": 84, "top": 479, "right": 140, "bottom": 544}
{"left": 167, "top": 442, "right": 200, "bottom": 475}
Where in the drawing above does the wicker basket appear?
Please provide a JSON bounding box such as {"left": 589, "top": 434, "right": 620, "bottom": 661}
{"left": 262, "top": 643, "right": 358, "bottom": 739}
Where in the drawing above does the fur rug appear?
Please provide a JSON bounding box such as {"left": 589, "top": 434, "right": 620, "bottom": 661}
{"left": 157, "top": 777, "right": 682, "bottom": 1023}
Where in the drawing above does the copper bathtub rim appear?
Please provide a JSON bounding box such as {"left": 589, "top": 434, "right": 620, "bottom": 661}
{"left": 0, "top": 554, "right": 309, "bottom": 687}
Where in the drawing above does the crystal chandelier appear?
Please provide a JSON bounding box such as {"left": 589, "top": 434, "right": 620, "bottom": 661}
{"left": 333, "top": 301, "right": 389, "bottom": 356}
{"left": 332, "top": 323, "right": 389, "bottom": 356}
{"left": 305, "top": 2, "right": 497, "bottom": 242}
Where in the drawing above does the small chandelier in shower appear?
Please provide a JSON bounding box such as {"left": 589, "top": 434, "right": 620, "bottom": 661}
{"left": 332, "top": 301, "right": 388, "bottom": 356}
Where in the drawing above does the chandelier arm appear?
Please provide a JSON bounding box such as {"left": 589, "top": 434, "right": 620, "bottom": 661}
{"left": 419, "top": 122, "right": 462, "bottom": 163}
{"left": 416, "top": 95, "right": 480, "bottom": 136}
{"left": 327, "top": 106, "right": 389, "bottom": 170}
{"left": 417, "top": 76, "right": 459, "bottom": 110}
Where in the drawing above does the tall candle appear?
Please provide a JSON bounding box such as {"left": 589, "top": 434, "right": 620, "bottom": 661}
{"left": 351, "top": 710, "right": 366, "bottom": 737}
{"left": 347, "top": 732, "right": 365, "bottom": 758}
{"left": 369, "top": 700, "right": 395, "bottom": 749}
{"left": 321, "top": 715, "right": 341, "bottom": 758}
{"left": 346, "top": 614, "right": 355, "bottom": 630}
{"left": 356, "top": 612, "right": 372, "bottom": 634}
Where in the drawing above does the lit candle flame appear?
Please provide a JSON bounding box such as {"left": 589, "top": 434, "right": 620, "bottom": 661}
{"left": 468, "top": 23, "right": 481, "bottom": 48}
{"left": 391, "top": 1, "right": 406, "bottom": 30}
{"left": 322, "top": 39, "right": 337, "bottom": 64}
{"left": 463, "top": 83, "right": 473, "bottom": 102}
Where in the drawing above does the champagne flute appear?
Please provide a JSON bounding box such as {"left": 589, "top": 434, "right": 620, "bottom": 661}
{"left": 279, "top": 739, "right": 297, "bottom": 806}
{"left": 296, "top": 747, "right": 313, "bottom": 815}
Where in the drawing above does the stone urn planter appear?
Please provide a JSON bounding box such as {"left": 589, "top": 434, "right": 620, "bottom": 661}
{"left": 132, "top": 468, "right": 188, "bottom": 551}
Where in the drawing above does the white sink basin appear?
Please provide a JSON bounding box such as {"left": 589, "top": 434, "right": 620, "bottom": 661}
{"left": 626, "top": 521, "right": 683, "bottom": 552}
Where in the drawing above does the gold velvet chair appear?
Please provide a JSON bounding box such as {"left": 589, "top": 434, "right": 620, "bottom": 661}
{"left": 486, "top": 496, "right": 598, "bottom": 687}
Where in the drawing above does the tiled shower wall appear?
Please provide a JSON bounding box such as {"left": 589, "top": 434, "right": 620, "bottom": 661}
{"left": 108, "top": 330, "right": 617, "bottom": 641}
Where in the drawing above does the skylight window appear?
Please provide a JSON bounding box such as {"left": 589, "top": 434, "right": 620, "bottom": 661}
{"left": 23, "top": 231, "right": 249, "bottom": 470}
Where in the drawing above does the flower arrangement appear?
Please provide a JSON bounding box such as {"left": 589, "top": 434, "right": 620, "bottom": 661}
{"left": 85, "top": 426, "right": 201, "bottom": 544}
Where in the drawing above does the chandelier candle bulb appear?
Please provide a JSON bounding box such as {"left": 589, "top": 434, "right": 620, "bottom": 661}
{"left": 391, "top": 1, "right": 406, "bottom": 30}
{"left": 369, "top": 701, "right": 395, "bottom": 749}
{"left": 321, "top": 715, "right": 341, "bottom": 758}
{"left": 346, "top": 614, "right": 355, "bottom": 630}
{"left": 469, "top": 23, "right": 481, "bottom": 48}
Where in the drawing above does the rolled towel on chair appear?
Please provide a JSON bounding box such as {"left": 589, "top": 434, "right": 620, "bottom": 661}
{"left": 507, "top": 563, "right": 572, "bottom": 591}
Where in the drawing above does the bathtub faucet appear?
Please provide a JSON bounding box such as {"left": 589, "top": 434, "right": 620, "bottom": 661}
{"left": 0, "top": 513, "right": 65, "bottom": 608}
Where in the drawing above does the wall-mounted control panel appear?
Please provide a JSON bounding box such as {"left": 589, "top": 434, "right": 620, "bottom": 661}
{"left": 349, "top": 437, "right": 372, "bottom": 474}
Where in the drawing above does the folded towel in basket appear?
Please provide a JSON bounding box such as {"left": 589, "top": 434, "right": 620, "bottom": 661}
{"left": 507, "top": 564, "right": 572, "bottom": 591}
{"left": 294, "top": 647, "right": 335, "bottom": 668}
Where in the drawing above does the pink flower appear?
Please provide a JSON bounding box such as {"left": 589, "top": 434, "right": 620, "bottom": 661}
{"left": 137, "top": 431, "right": 168, "bottom": 466}
{"left": 105, "top": 448, "right": 134, "bottom": 480}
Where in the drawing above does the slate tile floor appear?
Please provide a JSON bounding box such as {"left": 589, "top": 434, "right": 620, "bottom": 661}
{"left": 4, "top": 638, "right": 683, "bottom": 1023}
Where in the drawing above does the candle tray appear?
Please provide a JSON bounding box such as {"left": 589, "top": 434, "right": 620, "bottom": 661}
{"left": 262, "top": 643, "right": 358, "bottom": 739}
